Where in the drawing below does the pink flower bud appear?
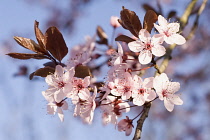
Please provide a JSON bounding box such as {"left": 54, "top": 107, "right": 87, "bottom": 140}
{"left": 110, "top": 16, "right": 121, "bottom": 28}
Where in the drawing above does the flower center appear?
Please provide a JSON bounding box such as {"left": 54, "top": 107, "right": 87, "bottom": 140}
{"left": 77, "top": 84, "right": 84, "bottom": 90}
{"left": 123, "top": 86, "right": 130, "bottom": 92}
{"left": 145, "top": 43, "right": 152, "bottom": 50}
{"left": 162, "top": 90, "right": 168, "bottom": 97}
{"left": 57, "top": 81, "right": 65, "bottom": 88}
{"left": 139, "top": 88, "right": 145, "bottom": 95}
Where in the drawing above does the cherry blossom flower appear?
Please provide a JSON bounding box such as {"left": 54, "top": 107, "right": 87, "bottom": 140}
{"left": 100, "top": 96, "right": 130, "bottom": 125}
{"left": 47, "top": 100, "right": 68, "bottom": 122}
{"left": 132, "top": 75, "right": 156, "bottom": 106}
{"left": 154, "top": 15, "right": 186, "bottom": 45}
{"left": 128, "top": 29, "right": 166, "bottom": 64}
{"left": 153, "top": 73, "right": 183, "bottom": 112}
{"left": 118, "top": 116, "right": 133, "bottom": 136}
{"left": 67, "top": 76, "right": 90, "bottom": 104}
{"left": 44, "top": 65, "right": 75, "bottom": 103}
{"left": 110, "top": 16, "right": 121, "bottom": 28}
{"left": 74, "top": 87, "right": 97, "bottom": 124}
{"left": 109, "top": 72, "right": 134, "bottom": 100}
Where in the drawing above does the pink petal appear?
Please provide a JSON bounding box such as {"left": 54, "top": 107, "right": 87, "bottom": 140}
{"left": 143, "top": 77, "right": 154, "bottom": 88}
{"left": 54, "top": 90, "right": 65, "bottom": 103}
{"left": 55, "top": 65, "right": 64, "bottom": 79}
{"left": 164, "top": 99, "right": 174, "bottom": 112}
{"left": 83, "top": 76, "right": 90, "bottom": 87}
{"left": 152, "top": 44, "right": 166, "bottom": 57}
{"left": 152, "top": 34, "right": 164, "bottom": 44}
{"left": 138, "top": 50, "right": 152, "bottom": 64}
{"left": 128, "top": 41, "right": 143, "bottom": 52}
{"left": 146, "top": 90, "right": 156, "bottom": 101}
{"left": 47, "top": 104, "right": 56, "bottom": 115}
{"left": 170, "top": 34, "right": 186, "bottom": 45}
{"left": 139, "top": 29, "right": 151, "bottom": 43}
{"left": 61, "top": 101, "right": 68, "bottom": 110}
{"left": 125, "top": 127, "right": 132, "bottom": 136}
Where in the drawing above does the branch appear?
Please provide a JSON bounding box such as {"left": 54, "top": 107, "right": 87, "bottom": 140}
{"left": 132, "top": 102, "right": 151, "bottom": 140}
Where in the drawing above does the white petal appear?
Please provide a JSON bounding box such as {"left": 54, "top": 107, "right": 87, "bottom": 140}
{"left": 78, "top": 89, "right": 90, "bottom": 100}
{"left": 168, "top": 23, "right": 180, "bottom": 33}
{"left": 128, "top": 41, "right": 143, "bottom": 52}
{"left": 138, "top": 50, "right": 152, "bottom": 64}
{"left": 158, "top": 15, "right": 168, "bottom": 27}
{"left": 164, "top": 99, "right": 174, "bottom": 112}
{"left": 168, "top": 94, "right": 183, "bottom": 105}
{"left": 116, "top": 42, "right": 123, "bottom": 56}
{"left": 167, "top": 82, "right": 180, "bottom": 94}
{"left": 164, "top": 35, "right": 174, "bottom": 44}
{"left": 152, "top": 44, "right": 166, "bottom": 57}
{"left": 133, "top": 95, "right": 145, "bottom": 106}
{"left": 154, "top": 24, "right": 163, "bottom": 34}
{"left": 57, "top": 108, "right": 64, "bottom": 122}
{"left": 170, "top": 34, "right": 186, "bottom": 45}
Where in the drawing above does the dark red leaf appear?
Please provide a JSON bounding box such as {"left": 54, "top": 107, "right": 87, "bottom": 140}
{"left": 29, "top": 66, "right": 55, "bottom": 80}
{"left": 14, "top": 36, "right": 44, "bottom": 53}
{"left": 96, "top": 26, "right": 108, "bottom": 45}
{"left": 7, "top": 53, "right": 49, "bottom": 60}
{"left": 167, "top": 11, "right": 177, "bottom": 19}
{"left": 143, "top": 10, "right": 158, "bottom": 33}
{"left": 45, "top": 27, "right": 68, "bottom": 62}
{"left": 115, "top": 35, "right": 136, "bottom": 44}
{"left": 74, "top": 65, "right": 92, "bottom": 78}
{"left": 34, "top": 21, "right": 47, "bottom": 53}
{"left": 119, "top": 6, "right": 142, "bottom": 37}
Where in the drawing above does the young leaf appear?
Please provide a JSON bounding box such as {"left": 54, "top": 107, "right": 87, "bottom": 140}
{"left": 143, "top": 10, "right": 158, "bottom": 33}
{"left": 6, "top": 53, "right": 49, "bottom": 60}
{"left": 119, "top": 6, "right": 142, "bottom": 38}
{"left": 115, "top": 35, "right": 136, "bottom": 44}
{"left": 34, "top": 21, "right": 47, "bottom": 53}
{"left": 14, "top": 36, "right": 44, "bottom": 53}
{"left": 74, "top": 65, "right": 92, "bottom": 78}
{"left": 29, "top": 66, "right": 55, "bottom": 80}
{"left": 167, "top": 11, "right": 177, "bottom": 19}
{"left": 45, "top": 27, "right": 68, "bottom": 62}
{"left": 142, "top": 4, "right": 160, "bottom": 15}
{"left": 96, "top": 26, "right": 108, "bottom": 45}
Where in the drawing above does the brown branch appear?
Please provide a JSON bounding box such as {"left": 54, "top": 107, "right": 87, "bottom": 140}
{"left": 132, "top": 102, "right": 151, "bottom": 140}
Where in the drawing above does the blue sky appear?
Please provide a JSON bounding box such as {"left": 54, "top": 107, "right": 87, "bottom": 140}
{"left": 1, "top": 0, "right": 209, "bottom": 140}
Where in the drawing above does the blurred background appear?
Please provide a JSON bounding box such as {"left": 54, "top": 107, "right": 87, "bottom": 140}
{"left": 1, "top": 0, "right": 210, "bottom": 140}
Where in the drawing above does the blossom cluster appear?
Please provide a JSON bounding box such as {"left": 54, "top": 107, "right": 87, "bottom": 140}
{"left": 39, "top": 14, "right": 186, "bottom": 136}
